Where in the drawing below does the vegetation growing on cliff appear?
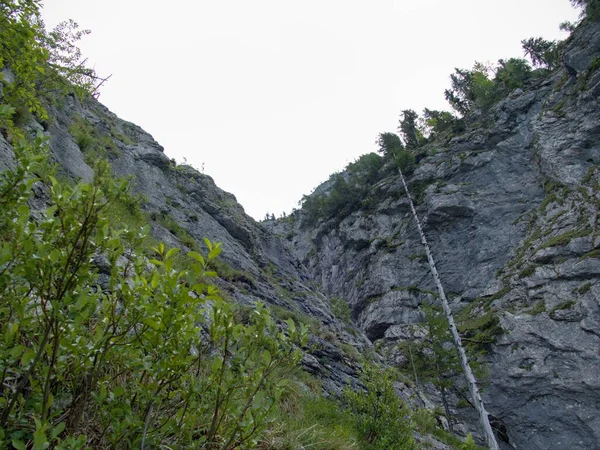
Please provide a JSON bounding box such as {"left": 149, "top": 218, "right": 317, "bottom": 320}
{"left": 0, "top": 3, "right": 453, "bottom": 448}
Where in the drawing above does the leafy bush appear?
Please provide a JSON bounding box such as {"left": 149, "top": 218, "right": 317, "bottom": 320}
{"left": 445, "top": 59, "right": 535, "bottom": 115}
{"left": 343, "top": 366, "right": 415, "bottom": 450}
{"left": 300, "top": 153, "right": 385, "bottom": 227}
{"left": 330, "top": 297, "right": 352, "bottom": 323}
{"left": 495, "top": 58, "right": 533, "bottom": 89}
{"left": 423, "top": 108, "right": 464, "bottom": 138}
{"left": 0, "top": 142, "right": 307, "bottom": 448}
{"left": 0, "top": 0, "right": 103, "bottom": 120}
{"left": 69, "top": 116, "right": 120, "bottom": 161}
{"left": 346, "top": 152, "right": 384, "bottom": 183}
{"left": 260, "top": 391, "right": 359, "bottom": 449}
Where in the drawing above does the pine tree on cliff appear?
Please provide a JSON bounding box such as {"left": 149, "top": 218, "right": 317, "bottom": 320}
{"left": 396, "top": 160, "right": 500, "bottom": 450}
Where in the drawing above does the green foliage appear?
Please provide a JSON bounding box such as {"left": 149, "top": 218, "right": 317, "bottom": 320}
{"left": 538, "top": 227, "right": 592, "bottom": 249}
{"left": 577, "top": 282, "right": 592, "bottom": 294}
{"left": 518, "top": 264, "right": 536, "bottom": 278}
{"left": 346, "top": 152, "right": 384, "bottom": 183}
{"left": 550, "top": 300, "right": 576, "bottom": 314}
{"left": 445, "top": 58, "right": 536, "bottom": 115}
{"left": 209, "top": 258, "right": 257, "bottom": 288}
{"left": 395, "top": 149, "right": 416, "bottom": 172}
{"left": 521, "top": 37, "right": 560, "bottom": 69}
{"left": 377, "top": 131, "right": 404, "bottom": 158}
{"left": 330, "top": 297, "right": 352, "bottom": 323}
{"left": 399, "top": 109, "right": 423, "bottom": 149}
{"left": 470, "top": 69, "right": 497, "bottom": 110}
{"left": 397, "top": 305, "right": 460, "bottom": 432}
{"left": 343, "top": 366, "right": 415, "bottom": 450}
{"left": 571, "top": 0, "right": 600, "bottom": 21}
{"left": 68, "top": 116, "right": 120, "bottom": 161}
{"left": 495, "top": 58, "right": 533, "bottom": 89}
{"left": 269, "top": 305, "right": 322, "bottom": 335}
{"left": 423, "top": 108, "right": 464, "bottom": 138}
{"left": 461, "top": 433, "right": 476, "bottom": 450}
{"left": 526, "top": 300, "right": 547, "bottom": 315}
{"left": 457, "top": 311, "right": 503, "bottom": 353}
{"left": 444, "top": 63, "right": 498, "bottom": 115}
{"left": 444, "top": 66, "right": 479, "bottom": 115}
{"left": 0, "top": 143, "right": 307, "bottom": 448}
{"left": 261, "top": 391, "right": 359, "bottom": 449}
{"left": 412, "top": 408, "right": 481, "bottom": 450}
{"left": 300, "top": 153, "right": 386, "bottom": 227}
{"left": 0, "top": 0, "right": 102, "bottom": 121}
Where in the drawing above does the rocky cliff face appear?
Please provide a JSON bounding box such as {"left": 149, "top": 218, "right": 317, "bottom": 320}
{"left": 269, "top": 21, "right": 600, "bottom": 450}
{"left": 2, "top": 18, "right": 599, "bottom": 450}
{"left": 0, "top": 74, "right": 375, "bottom": 399}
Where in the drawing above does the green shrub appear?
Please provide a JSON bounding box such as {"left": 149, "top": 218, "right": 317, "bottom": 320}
{"left": 343, "top": 366, "right": 415, "bottom": 450}
{"left": 69, "top": 116, "right": 120, "bottom": 161}
{"left": 495, "top": 58, "right": 532, "bottom": 89}
{"left": 330, "top": 297, "right": 352, "bottom": 323}
{"left": 261, "top": 391, "right": 359, "bottom": 450}
{"left": 0, "top": 144, "right": 307, "bottom": 448}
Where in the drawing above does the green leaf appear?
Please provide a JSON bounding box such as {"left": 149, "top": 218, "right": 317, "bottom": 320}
{"left": 252, "top": 391, "right": 266, "bottom": 410}
{"left": 262, "top": 349, "right": 272, "bottom": 366}
{"left": 0, "top": 104, "right": 16, "bottom": 119}
{"left": 285, "top": 318, "right": 296, "bottom": 334}
{"left": 143, "top": 317, "right": 162, "bottom": 330}
{"left": 211, "top": 357, "right": 222, "bottom": 373}
{"left": 113, "top": 385, "right": 125, "bottom": 397}
{"left": 99, "top": 384, "right": 107, "bottom": 401}
{"left": 165, "top": 247, "right": 180, "bottom": 260}
{"left": 51, "top": 421, "right": 66, "bottom": 440}
{"left": 150, "top": 271, "right": 159, "bottom": 289}
{"left": 6, "top": 322, "right": 19, "bottom": 342}
{"left": 32, "top": 419, "right": 48, "bottom": 449}
{"left": 12, "top": 440, "right": 26, "bottom": 450}
{"left": 208, "top": 245, "right": 221, "bottom": 260}
{"left": 188, "top": 251, "right": 205, "bottom": 265}
{"left": 22, "top": 349, "right": 37, "bottom": 366}
{"left": 49, "top": 248, "right": 62, "bottom": 263}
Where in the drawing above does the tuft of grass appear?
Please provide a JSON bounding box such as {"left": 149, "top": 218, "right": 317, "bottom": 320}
{"left": 518, "top": 265, "right": 536, "bottom": 278}
{"left": 525, "top": 301, "right": 546, "bottom": 315}
{"left": 577, "top": 282, "right": 592, "bottom": 295}
{"left": 458, "top": 311, "right": 503, "bottom": 352}
{"left": 260, "top": 391, "right": 359, "bottom": 450}
{"left": 538, "top": 227, "right": 592, "bottom": 250}
{"left": 330, "top": 297, "right": 352, "bottom": 323}
{"left": 581, "top": 249, "right": 600, "bottom": 259}
{"left": 269, "top": 305, "right": 322, "bottom": 335}
{"left": 550, "top": 300, "right": 576, "bottom": 314}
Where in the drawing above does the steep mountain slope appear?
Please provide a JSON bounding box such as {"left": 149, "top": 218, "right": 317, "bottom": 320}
{"left": 2, "top": 13, "right": 599, "bottom": 450}
{"left": 269, "top": 21, "right": 600, "bottom": 450}
{"left": 0, "top": 82, "right": 375, "bottom": 398}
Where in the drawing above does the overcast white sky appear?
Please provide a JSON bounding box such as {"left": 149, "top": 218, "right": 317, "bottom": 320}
{"left": 41, "top": 0, "right": 579, "bottom": 220}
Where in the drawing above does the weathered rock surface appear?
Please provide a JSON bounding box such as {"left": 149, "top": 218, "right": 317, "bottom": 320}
{"left": 268, "top": 20, "right": 600, "bottom": 450}
{"left": 3, "top": 16, "right": 600, "bottom": 450}
{"left": 7, "top": 79, "right": 373, "bottom": 400}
